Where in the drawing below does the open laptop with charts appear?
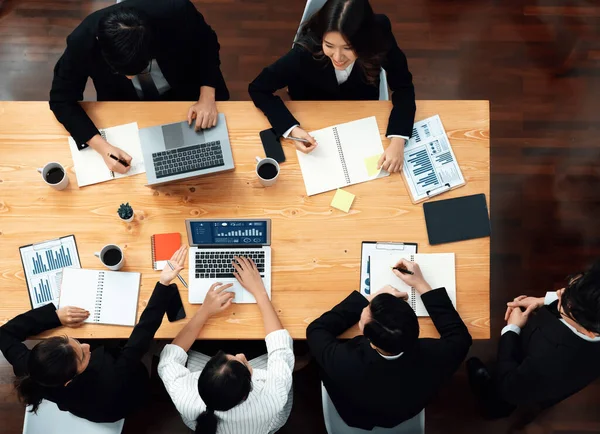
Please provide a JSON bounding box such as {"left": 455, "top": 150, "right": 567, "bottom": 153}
{"left": 185, "top": 218, "right": 272, "bottom": 304}
{"left": 139, "top": 113, "right": 234, "bottom": 186}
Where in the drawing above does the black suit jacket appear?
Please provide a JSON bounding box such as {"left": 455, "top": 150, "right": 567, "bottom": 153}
{"left": 0, "top": 282, "right": 177, "bottom": 423}
{"left": 496, "top": 301, "right": 600, "bottom": 408}
{"left": 49, "top": 0, "right": 229, "bottom": 149}
{"left": 306, "top": 289, "right": 472, "bottom": 430}
{"left": 248, "top": 14, "right": 416, "bottom": 138}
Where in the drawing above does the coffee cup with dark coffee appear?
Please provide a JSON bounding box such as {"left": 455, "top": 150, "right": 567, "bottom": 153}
{"left": 255, "top": 156, "right": 280, "bottom": 187}
{"left": 37, "top": 162, "right": 69, "bottom": 190}
{"left": 94, "top": 244, "right": 124, "bottom": 271}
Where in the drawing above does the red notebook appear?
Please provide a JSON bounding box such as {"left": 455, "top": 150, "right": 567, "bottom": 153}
{"left": 151, "top": 233, "right": 181, "bottom": 270}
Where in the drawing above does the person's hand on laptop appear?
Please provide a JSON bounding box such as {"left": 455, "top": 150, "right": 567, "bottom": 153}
{"left": 188, "top": 86, "right": 218, "bottom": 131}
{"left": 88, "top": 133, "right": 132, "bottom": 174}
{"left": 200, "top": 282, "right": 234, "bottom": 317}
{"left": 232, "top": 256, "right": 267, "bottom": 299}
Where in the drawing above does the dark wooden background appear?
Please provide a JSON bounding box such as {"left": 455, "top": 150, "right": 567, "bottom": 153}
{"left": 1, "top": 0, "right": 600, "bottom": 432}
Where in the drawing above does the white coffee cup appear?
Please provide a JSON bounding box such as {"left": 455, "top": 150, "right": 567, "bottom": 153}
{"left": 255, "top": 156, "right": 280, "bottom": 187}
{"left": 37, "top": 162, "right": 69, "bottom": 190}
{"left": 94, "top": 244, "right": 125, "bottom": 271}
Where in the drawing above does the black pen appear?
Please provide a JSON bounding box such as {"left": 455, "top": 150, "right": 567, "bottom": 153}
{"left": 107, "top": 153, "right": 130, "bottom": 168}
{"left": 392, "top": 266, "right": 414, "bottom": 275}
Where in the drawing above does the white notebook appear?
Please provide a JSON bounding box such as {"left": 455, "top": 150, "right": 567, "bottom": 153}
{"left": 296, "top": 116, "right": 390, "bottom": 196}
{"left": 370, "top": 253, "right": 456, "bottom": 317}
{"left": 59, "top": 268, "right": 141, "bottom": 326}
{"left": 68, "top": 122, "right": 146, "bottom": 187}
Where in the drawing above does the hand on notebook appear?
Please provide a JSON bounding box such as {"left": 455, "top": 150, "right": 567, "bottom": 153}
{"left": 289, "top": 127, "right": 318, "bottom": 153}
{"left": 392, "top": 259, "right": 432, "bottom": 294}
{"left": 370, "top": 285, "right": 409, "bottom": 301}
{"left": 88, "top": 134, "right": 132, "bottom": 174}
{"left": 378, "top": 137, "right": 405, "bottom": 173}
{"left": 201, "top": 282, "right": 234, "bottom": 316}
{"left": 232, "top": 256, "right": 267, "bottom": 298}
{"left": 160, "top": 246, "right": 187, "bottom": 286}
{"left": 57, "top": 306, "right": 90, "bottom": 328}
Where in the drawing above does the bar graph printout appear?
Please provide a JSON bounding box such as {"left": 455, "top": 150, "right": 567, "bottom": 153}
{"left": 402, "top": 115, "right": 465, "bottom": 203}
{"left": 19, "top": 235, "right": 81, "bottom": 308}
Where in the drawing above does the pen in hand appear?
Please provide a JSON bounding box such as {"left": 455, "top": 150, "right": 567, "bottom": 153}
{"left": 391, "top": 266, "right": 414, "bottom": 275}
{"left": 167, "top": 260, "right": 188, "bottom": 288}
{"left": 107, "top": 153, "right": 130, "bottom": 168}
{"left": 287, "top": 136, "right": 310, "bottom": 143}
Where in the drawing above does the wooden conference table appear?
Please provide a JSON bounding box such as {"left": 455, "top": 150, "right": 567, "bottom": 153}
{"left": 0, "top": 100, "right": 490, "bottom": 340}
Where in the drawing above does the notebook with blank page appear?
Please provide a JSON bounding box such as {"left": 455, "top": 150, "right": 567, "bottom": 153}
{"left": 370, "top": 253, "right": 456, "bottom": 316}
{"left": 59, "top": 268, "right": 141, "bottom": 326}
{"left": 296, "top": 117, "right": 390, "bottom": 196}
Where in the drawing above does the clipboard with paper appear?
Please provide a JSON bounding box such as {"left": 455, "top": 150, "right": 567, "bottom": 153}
{"left": 359, "top": 241, "right": 418, "bottom": 296}
{"left": 402, "top": 115, "right": 466, "bottom": 203}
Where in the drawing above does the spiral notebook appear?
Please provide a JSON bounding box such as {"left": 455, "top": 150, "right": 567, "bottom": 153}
{"left": 58, "top": 268, "right": 141, "bottom": 326}
{"left": 151, "top": 233, "right": 181, "bottom": 270}
{"left": 370, "top": 253, "right": 456, "bottom": 317}
{"left": 68, "top": 122, "right": 146, "bottom": 187}
{"left": 296, "top": 117, "right": 390, "bottom": 196}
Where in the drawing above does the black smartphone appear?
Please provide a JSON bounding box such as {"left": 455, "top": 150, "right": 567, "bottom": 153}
{"left": 259, "top": 128, "right": 286, "bottom": 163}
{"left": 166, "top": 289, "right": 186, "bottom": 322}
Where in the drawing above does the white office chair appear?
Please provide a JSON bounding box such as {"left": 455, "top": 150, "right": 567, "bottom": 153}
{"left": 293, "top": 0, "right": 390, "bottom": 100}
{"left": 23, "top": 400, "right": 125, "bottom": 434}
{"left": 321, "top": 383, "right": 425, "bottom": 434}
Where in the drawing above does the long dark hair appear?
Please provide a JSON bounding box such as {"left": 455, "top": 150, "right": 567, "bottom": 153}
{"left": 295, "top": 0, "right": 388, "bottom": 85}
{"left": 561, "top": 261, "right": 600, "bottom": 334}
{"left": 195, "top": 351, "right": 252, "bottom": 434}
{"left": 14, "top": 336, "right": 79, "bottom": 413}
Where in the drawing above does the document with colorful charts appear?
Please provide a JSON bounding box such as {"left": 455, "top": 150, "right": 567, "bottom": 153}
{"left": 19, "top": 235, "right": 81, "bottom": 309}
{"left": 402, "top": 115, "right": 465, "bottom": 203}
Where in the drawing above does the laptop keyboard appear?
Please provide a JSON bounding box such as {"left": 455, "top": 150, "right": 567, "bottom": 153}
{"left": 195, "top": 250, "right": 266, "bottom": 279}
{"left": 152, "top": 141, "right": 225, "bottom": 179}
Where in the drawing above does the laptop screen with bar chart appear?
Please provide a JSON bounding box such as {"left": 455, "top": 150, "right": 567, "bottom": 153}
{"left": 185, "top": 219, "right": 271, "bottom": 247}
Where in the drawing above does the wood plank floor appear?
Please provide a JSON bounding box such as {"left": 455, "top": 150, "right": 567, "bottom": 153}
{"left": 2, "top": 0, "right": 600, "bottom": 432}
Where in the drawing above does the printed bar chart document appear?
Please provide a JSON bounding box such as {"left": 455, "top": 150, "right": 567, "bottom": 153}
{"left": 402, "top": 115, "right": 465, "bottom": 203}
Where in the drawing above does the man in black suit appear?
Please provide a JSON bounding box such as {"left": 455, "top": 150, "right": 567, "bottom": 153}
{"left": 307, "top": 259, "right": 472, "bottom": 430}
{"left": 468, "top": 262, "right": 600, "bottom": 419}
{"left": 49, "top": 0, "right": 229, "bottom": 174}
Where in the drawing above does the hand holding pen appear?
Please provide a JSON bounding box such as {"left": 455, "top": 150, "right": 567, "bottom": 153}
{"left": 160, "top": 246, "right": 188, "bottom": 287}
{"left": 392, "top": 259, "right": 432, "bottom": 295}
{"left": 287, "top": 126, "right": 318, "bottom": 154}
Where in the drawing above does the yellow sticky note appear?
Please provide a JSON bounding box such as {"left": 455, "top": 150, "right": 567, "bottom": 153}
{"left": 364, "top": 154, "right": 382, "bottom": 177}
{"left": 331, "top": 189, "right": 355, "bottom": 213}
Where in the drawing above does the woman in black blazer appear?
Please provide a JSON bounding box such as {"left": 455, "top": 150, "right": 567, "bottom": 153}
{"left": 249, "top": 0, "right": 416, "bottom": 173}
{"left": 0, "top": 246, "right": 187, "bottom": 423}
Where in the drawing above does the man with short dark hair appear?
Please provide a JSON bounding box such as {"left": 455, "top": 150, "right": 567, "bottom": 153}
{"left": 468, "top": 262, "right": 600, "bottom": 419}
{"left": 306, "top": 259, "right": 472, "bottom": 430}
{"left": 49, "top": 0, "right": 229, "bottom": 174}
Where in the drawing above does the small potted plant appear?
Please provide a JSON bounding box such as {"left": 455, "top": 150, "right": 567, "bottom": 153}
{"left": 117, "top": 202, "right": 134, "bottom": 222}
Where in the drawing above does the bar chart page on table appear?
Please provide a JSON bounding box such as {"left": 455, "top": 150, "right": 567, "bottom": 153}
{"left": 19, "top": 235, "right": 81, "bottom": 308}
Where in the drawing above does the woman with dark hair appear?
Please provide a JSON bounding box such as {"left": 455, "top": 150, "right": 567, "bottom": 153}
{"left": 248, "top": 0, "right": 415, "bottom": 173}
{"left": 158, "top": 256, "right": 294, "bottom": 434}
{"left": 0, "top": 246, "right": 188, "bottom": 422}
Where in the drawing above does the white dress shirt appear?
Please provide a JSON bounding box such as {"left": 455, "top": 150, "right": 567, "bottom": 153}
{"left": 158, "top": 329, "right": 295, "bottom": 434}
{"left": 283, "top": 61, "right": 408, "bottom": 142}
{"left": 131, "top": 59, "right": 171, "bottom": 99}
{"left": 501, "top": 292, "right": 600, "bottom": 342}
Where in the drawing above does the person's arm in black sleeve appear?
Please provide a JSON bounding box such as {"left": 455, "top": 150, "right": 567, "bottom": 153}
{"left": 306, "top": 291, "right": 368, "bottom": 376}
{"left": 422, "top": 287, "right": 472, "bottom": 373}
{"left": 0, "top": 304, "right": 62, "bottom": 376}
{"left": 248, "top": 46, "right": 305, "bottom": 136}
{"left": 114, "top": 282, "right": 176, "bottom": 371}
{"left": 49, "top": 35, "right": 99, "bottom": 149}
{"left": 379, "top": 15, "right": 416, "bottom": 138}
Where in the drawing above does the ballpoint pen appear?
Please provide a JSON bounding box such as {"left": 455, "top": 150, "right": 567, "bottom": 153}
{"left": 167, "top": 261, "right": 188, "bottom": 288}
{"left": 392, "top": 266, "right": 414, "bottom": 275}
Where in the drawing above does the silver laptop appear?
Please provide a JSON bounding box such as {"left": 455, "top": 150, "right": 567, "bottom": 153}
{"left": 185, "top": 218, "right": 272, "bottom": 304}
{"left": 140, "top": 113, "right": 234, "bottom": 186}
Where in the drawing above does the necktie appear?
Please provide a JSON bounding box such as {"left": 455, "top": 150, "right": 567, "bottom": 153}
{"left": 137, "top": 72, "right": 160, "bottom": 101}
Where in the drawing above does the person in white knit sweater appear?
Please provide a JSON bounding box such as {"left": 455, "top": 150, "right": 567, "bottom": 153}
{"left": 158, "top": 256, "right": 294, "bottom": 434}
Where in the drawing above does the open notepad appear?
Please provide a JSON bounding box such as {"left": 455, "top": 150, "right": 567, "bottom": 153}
{"left": 370, "top": 253, "right": 456, "bottom": 317}
{"left": 68, "top": 122, "right": 146, "bottom": 187}
{"left": 59, "top": 268, "right": 141, "bottom": 326}
{"left": 296, "top": 117, "right": 390, "bottom": 196}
